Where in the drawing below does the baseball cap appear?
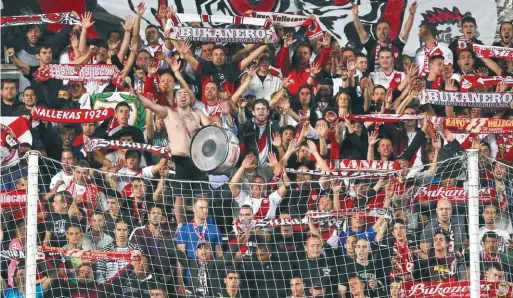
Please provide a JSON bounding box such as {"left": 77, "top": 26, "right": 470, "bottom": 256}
{"left": 242, "top": 90, "right": 257, "bottom": 98}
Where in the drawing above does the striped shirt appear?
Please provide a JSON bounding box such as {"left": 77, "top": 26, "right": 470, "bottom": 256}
{"left": 95, "top": 242, "right": 141, "bottom": 284}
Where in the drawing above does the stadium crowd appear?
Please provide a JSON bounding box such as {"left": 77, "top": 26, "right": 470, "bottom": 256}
{"left": 1, "top": 1, "right": 513, "bottom": 298}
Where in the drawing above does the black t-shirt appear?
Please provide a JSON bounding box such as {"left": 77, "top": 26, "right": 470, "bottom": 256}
{"left": 1, "top": 99, "right": 22, "bottom": 117}
{"left": 339, "top": 258, "right": 386, "bottom": 297}
{"left": 363, "top": 37, "right": 405, "bottom": 73}
{"left": 292, "top": 252, "right": 339, "bottom": 297}
{"left": 110, "top": 269, "right": 158, "bottom": 298}
{"left": 45, "top": 213, "right": 72, "bottom": 247}
{"left": 25, "top": 65, "right": 63, "bottom": 108}
{"left": 198, "top": 59, "right": 241, "bottom": 94}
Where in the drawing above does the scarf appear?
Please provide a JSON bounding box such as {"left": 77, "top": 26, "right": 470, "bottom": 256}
{"left": 247, "top": 12, "right": 313, "bottom": 28}
{"left": 437, "top": 221, "right": 455, "bottom": 253}
{"left": 86, "top": 138, "right": 172, "bottom": 158}
{"left": 197, "top": 260, "right": 209, "bottom": 295}
{"left": 33, "top": 64, "right": 119, "bottom": 83}
{"left": 419, "top": 89, "right": 513, "bottom": 108}
{"left": 455, "top": 36, "right": 475, "bottom": 52}
{"left": 461, "top": 75, "right": 513, "bottom": 89}
{"left": 345, "top": 114, "right": 424, "bottom": 123}
{"left": 167, "top": 27, "right": 276, "bottom": 44}
{"left": 473, "top": 44, "right": 513, "bottom": 59}
{"left": 166, "top": 13, "right": 271, "bottom": 28}
{"left": 40, "top": 246, "right": 138, "bottom": 261}
{"left": 191, "top": 219, "right": 208, "bottom": 242}
{"left": 32, "top": 106, "right": 114, "bottom": 123}
{"left": 0, "top": 190, "right": 26, "bottom": 208}
{"left": 421, "top": 41, "right": 444, "bottom": 77}
{"left": 431, "top": 117, "right": 513, "bottom": 134}
{"left": 390, "top": 241, "right": 414, "bottom": 281}
{"left": 1, "top": 12, "right": 81, "bottom": 27}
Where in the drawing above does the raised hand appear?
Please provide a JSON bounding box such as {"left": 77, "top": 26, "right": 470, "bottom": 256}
{"left": 129, "top": 36, "right": 141, "bottom": 52}
{"left": 219, "top": 100, "right": 230, "bottom": 115}
{"left": 306, "top": 139, "right": 318, "bottom": 153}
{"left": 283, "top": 33, "right": 297, "bottom": 48}
{"left": 347, "top": 58, "right": 357, "bottom": 73}
{"left": 170, "top": 57, "right": 181, "bottom": 73}
{"left": 279, "top": 99, "right": 290, "bottom": 115}
{"left": 272, "top": 132, "right": 282, "bottom": 147}
{"left": 432, "top": 133, "right": 442, "bottom": 151}
{"left": 80, "top": 11, "right": 95, "bottom": 29}
{"left": 6, "top": 47, "right": 15, "bottom": 57}
{"left": 310, "top": 62, "right": 322, "bottom": 76}
{"left": 176, "top": 40, "right": 191, "bottom": 55}
{"left": 409, "top": 1, "right": 418, "bottom": 15}
{"left": 407, "top": 63, "right": 420, "bottom": 79}
{"left": 287, "top": 138, "right": 300, "bottom": 153}
{"left": 351, "top": 2, "right": 359, "bottom": 15}
{"left": 445, "top": 79, "right": 457, "bottom": 91}
{"left": 242, "top": 154, "right": 256, "bottom": 170}
{"left": 159, "top": 166, "right": 169, "bottom": 178}
{"left": 368, "top": 131, "right": 380, "bottom": 146}
{"left": 247, "top": 64, "right": 258, "bottom": 78}
{"left": 266, "top": 152, "right": 279, "bottom": 168}
{"left": 108, "top": 38, "right": 120, "bottom": 50}
{"left": 316, "top": 121, "right": 328, "bottom": 138}
{"left": 321, "top": 31, "right": 331, "bottom": 48}
{"left": 497, "top": 80, "right": 508, "bottom": 93}
{"left": 281, "top": 76, "right": 294, "bottom": 89}
{"left": 147, "top": 61, "right": 158, "bottom": 76}
{"left": 70, "top": 35, "right": 79, "bottom": 49}
{"left": 121, "top": 15, "right": 135, "bottom": 32}
{"left": 477, "top": 67, "right": 489, "bottom": 77}
{"left": 136, "top": 2, "right": 146, "bottom": 15}
{"left": 332, "top": 179, "right": 342, "bottom": 194}
{"left": 157, "top": 5, "right": 167, "bottom": 20}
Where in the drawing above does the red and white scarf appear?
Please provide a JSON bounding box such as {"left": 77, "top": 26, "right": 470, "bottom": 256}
{"left": 166, "top": 13, "right": 272, "bottom": 28}
{"left": 167, "top": 27, "right": 277, "bottom": 44}
{"left": 390, "top": 241, "right": 414, "bottom": 282}
{"left": 32, "top": 106, "right": 113, "bottom": 123}
{"left": 473, "top": 44, "right": 513, "bottom": 59}
{"left": 32, "top": 64, "right": 119, "bottom": 83}
{"left": 1, "top": 12, "right": 81, "bottom": 27}
{"left": 86, "top": 138, "right": 172, "bottom": 158}
{"left": 420, "top": 41, "right": 444, "bottom": 77}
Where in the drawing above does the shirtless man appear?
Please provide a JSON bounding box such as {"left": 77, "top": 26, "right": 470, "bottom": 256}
{"left": 134, "top": 87, "right": 211, "bottom": 225}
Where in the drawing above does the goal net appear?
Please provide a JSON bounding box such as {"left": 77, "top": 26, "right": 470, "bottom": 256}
{"left": 1, "top": 150, "right": 512, "bottom": 298}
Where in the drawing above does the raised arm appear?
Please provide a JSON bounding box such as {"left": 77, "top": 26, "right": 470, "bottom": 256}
{"left": 132, "top": 86, "right": 169, "bottom": 118}
{"left": 151, "top": 158, "right": 167, "bottom": 176}
{"left": 367, "top": 130, "right": 380, "bottom": 161}
{"left": 306, "top": 140, "right": 330, "bottom": 171}
{"left": 6, "top": 48, "right": 30, "bottom": 75}
{"left": 168, "top": 57, "right": 194, "bottom": 100}
{"left": 232, "top": 64, "right": 258, "bottom": 105}
{"left": 229, "top": 154, "right": 255, "bottom": 197}
{"left": 351, "top": 3, "right": 369, "bottom": 43}
{"left": 79, "top": 12, "right": 95, "bottom": 54}
{"left": 399, "top": 1, "right": 418, "bottom": 42}
{"left": 176, "top": 40, "right": 200, "bottom": 72}
{"left": 239, "top": 45, "right": 269, "bottom": 70}
{"left": 118, "top": 16, "right": 135, "bottom": 61}
{"left": 69, "top": 49, "right": 92, "bottom": 65}
{"left": 121, "top": 38, "right": 138, "bottom": 76}
{"left": 133, "top": 2, "right": 146, "bottom": 44}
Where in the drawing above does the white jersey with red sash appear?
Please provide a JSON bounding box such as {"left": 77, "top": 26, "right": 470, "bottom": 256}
{"left": 234, "top": 190, "right": 283, "bottom": 220}
{"left": 116, "top": 166, "right": 155, "bottom": 193}
{"left": 369, "top": 70, "right": 405, "bottom": 90}
{"left": 256, "top": 122, "right": 271, "bottom": 167}
{"left": 415, "top": 40, "right": 453, "bottom": 77}
{"left": 205, "top": 101, "right": 222, "bottom": 117}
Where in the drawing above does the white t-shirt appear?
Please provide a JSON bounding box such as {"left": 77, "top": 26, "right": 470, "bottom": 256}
{"left": 478, "top": 226, "right": 510, "bottom": 252}
{"left": 116, "top": 166, "right": 154, "bottom": 191}
{"left": 50, "top": 170, "right": 74, "bottom": 192}
{"left": 234, "top": 190, "right": 283, "bottom": 219}
{"left": 369, "top": 70, "right": 405, "bottom": 89}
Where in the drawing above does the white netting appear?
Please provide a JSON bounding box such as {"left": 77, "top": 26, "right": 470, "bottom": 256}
{"left": 4, "top": 149, "right": 511, "bottom": 298}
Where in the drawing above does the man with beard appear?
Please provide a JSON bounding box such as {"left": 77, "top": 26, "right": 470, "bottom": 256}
{"left": 418, "top": 231, "right": 466, "bottom": 281}
{"left": 83, "top": 212, "right": 113, "bottom": 250}
{"left": 291, "top": 234, "right": 339, "bottom": 298}
{"left": 479, "top": 204, "right": 511, "bottom": 252}
{"left": 46, "top": 125, "right": 83, "bottom": 162}
{"left": 134, "top": 88, "right": 211, "bottom": 225}
{"left": 449, "top": 16, "right": 484, "bottom": 70}
{"left": 229, "top": 153, "right": 289, "bottom": 220}
{"left": 96, "top": 219, "right": 142, "bottom": 284}
{"left": 275, "top": 33, "right": 330, "bottom": 96}
{"left": 177, "top": 40, "right": 269, "bottom": 99}
{"left": 248, "top": 51, "right": 282, "bottom": 100}
{"left": 352, "top": 2, "right": 418, "bottom": 73}
{"left": 493, "top": 21, "right": 513, "bottom": 48}
{"left": 339, "top": 238, "right": 386, "bottom": 297}
{"left": 60, "top": 81, "right": 91, "bottom": 110}
{"left": 363, "top": 84, "right": 386, "bottom": 114}
{"left": 419, "top": 198, "right": 467, "bottom": 259}
{"left": 1, "top": 80, "right": 20, "bottom": 116}
{"left": 375, "top": 219, "right": 420, "bottom": 283}
{"left": 415, "top": 23, "right": 453, "bottom": 77}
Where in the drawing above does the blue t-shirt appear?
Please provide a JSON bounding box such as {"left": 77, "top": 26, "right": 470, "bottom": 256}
{"left": 3, "top": 284, "right": 43, "bottom": 298}
{"left": 176, "top": 222, "right": 222, "bottom": 259}
{"left": 339, "top": 226, "right": 376, "bottom": 248}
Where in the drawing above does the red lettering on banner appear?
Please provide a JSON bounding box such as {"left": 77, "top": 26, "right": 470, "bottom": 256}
{"left": 400, "top": 281, "right": 513, "bottom": 298}
{"left": 414, "top": 186, "right": 494, "bottom": 203}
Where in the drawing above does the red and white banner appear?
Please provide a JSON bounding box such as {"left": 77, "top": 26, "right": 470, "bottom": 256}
{"left": 461, "top": 76, "right": 513, "bottom": 89}
{"left": 430, "top": 117, "right": 513, "bottom": 134}
{"left": 325, "top": 159, "right": 397, "bottom": 171}
{"left": 473, "top": 44, "right": 513, "bottom": 59}
{"left": 413, "top": 186, "right": 496, "bottom": 203}
{"left": 0, "top": 117, "right": 33, "bottom": 166}
{"left": 345, "top": 114, "right": 424, "bottom": 123}
{"left": 0, "top": 190, "right": 27, "bottom": 208}
{"left": 248, "top": 12, "right": 313, "bottom": 28}
{"left": 32, "top": 106, "right": 114, "bottom": 123}
{"left": 0, "top": 12, "right": 81, "bottom": 27}
{"left": 285, "top": 168, "right": 394, "bottom": 178}
{"left": 167, "top": 27, "right": 276, "bottom": 44}
{"left": 420, "top": 89, "right": 513, "bottom": 108}
{"left": 166, "top": 13, "right": 271, "bottom": 28}
{"left": 47, "top": 64, "right": 119, "bottom": 82}
{"left": 40, "top": 246, "right": 138, "bottom": 261}
{"left": 85, "top": 138, "right": 172, "bottom": 158}
{"left": 400, "top": 281, "right": 513, "bottom": 298}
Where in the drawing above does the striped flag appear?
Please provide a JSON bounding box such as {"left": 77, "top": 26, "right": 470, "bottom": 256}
{"left": 0, "top": 117, "right": 33, "bottom": 166}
